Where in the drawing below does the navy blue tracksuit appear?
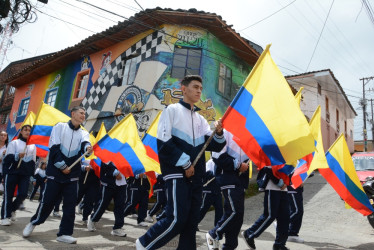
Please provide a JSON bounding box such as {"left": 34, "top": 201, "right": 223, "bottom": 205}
{"left": 148, "top": 175, "right": 166, "bottom": 218}
{"left": 123, "top": 174, "right": 150, "bottom": 224}
{"left": 28, "top": 120, "right": 91, "bottom": 237}
{"left": 208, "top": 150, "right": 249, "bottom": 250}
{"left": 199, "top": 170, "right": 223, "bottom": 227}
{"left": 77, "top": 166, "right": 100, "bottom": 222}
{"left": 90, "top": 162, "right": 126, "bottom": 230}
{"left": 243, "top": 167, "right": 290, "bottom": 248}
{"left": 138, "top": 100, "right": 226, "bottom": 250}
{"left": 1, "top": 138, "right": 36, "bottom": 219}
{"left": 30, "top": 168, "right": 46, "bottom": 201}
{"left": 288, "top": 185, "right": 304, "bottom": 237}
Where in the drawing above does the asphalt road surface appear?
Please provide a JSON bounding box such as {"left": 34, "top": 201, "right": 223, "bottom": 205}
{"left": 0, "top": 173, "right": 373, "bottom": 249}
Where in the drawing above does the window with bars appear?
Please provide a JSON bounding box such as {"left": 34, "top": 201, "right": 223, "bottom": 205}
{"left": 8, "top": 86, "right": 15, "bottom": 96}
{"left": 18, "top": 97, "right": 30, "bottom": 116}
{"left": 171, "top": 47, "right": 201, "bottom": 79}
{"left": 45, "top": 88, "right": 58, "bottom": 107}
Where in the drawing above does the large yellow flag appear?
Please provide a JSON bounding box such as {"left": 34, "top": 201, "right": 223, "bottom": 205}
{"left": 28, "top": 102, "right": 71, "bottom": 157}
{"left": 222, "top": 44, "right": 315, "bottom": 168}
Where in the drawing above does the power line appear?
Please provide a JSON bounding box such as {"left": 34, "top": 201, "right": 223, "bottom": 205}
{"left": 305, "top": 0, "right": 335, "bottom": 71}
{"left": 238, "top": 0, "right": 297, "bottom": 32}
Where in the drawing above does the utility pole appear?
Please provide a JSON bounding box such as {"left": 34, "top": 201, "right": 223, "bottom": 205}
{"left": 361, "top": 77, "right": 374, "bottom": 152}
{"left": 371, "top": 99, "right": 374, "bottom": 151}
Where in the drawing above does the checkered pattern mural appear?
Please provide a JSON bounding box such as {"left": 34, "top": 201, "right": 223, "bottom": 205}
{"left": 81, "top": 30, "right": 164, "bottom": 115}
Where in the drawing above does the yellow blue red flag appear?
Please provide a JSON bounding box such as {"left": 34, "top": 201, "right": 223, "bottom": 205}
{"left": 292, "top": 106, "right": 329, "bottom": 188}
{"left": 320, "top": 134, "right": 374, "bottom": 216}
{"left": 28, "top": 102, "right": 70, "bottom": 157}
{"left": 142, "top": 111, "right": 162, "bottom": 163}
{"left": 222, "top": 44, "right": 315, "bottom": 168}
{"left": 90, "top": 123, "right": 107, "bottom": 177}
{"left": 93, "top": 114, "right": 160, "bottom": 177}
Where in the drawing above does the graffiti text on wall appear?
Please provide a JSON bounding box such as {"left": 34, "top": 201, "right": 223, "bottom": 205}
{"left": 161, "top": 89, "right": 216, "bottom": 122}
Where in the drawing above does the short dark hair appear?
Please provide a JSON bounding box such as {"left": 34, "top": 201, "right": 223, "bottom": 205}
{"left": 70, "top": 106, "right": 85, "bottom": 114}
{"left": 180, "top": 75, "right": 202, "bottom": 87}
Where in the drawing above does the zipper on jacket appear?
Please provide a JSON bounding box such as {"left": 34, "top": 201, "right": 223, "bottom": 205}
{"left": 68, "top": 130, "right": 75, "bottom": 156}
{"left": 191, "top": 109, "right": 195, "bottom": 146}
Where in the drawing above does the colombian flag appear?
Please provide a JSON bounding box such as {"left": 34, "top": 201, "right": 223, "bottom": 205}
{"left": 141, "top": 111, "right": 161, "bottom": 197}
{"left": 222, "top": 44, "right": 315, "bottom": 168}
{"left": 93, "top": 114, "right": 160, "bottom": 177}
{"left": 142, "top": 111, "right": 161, "bottom": 163}
{"left": 320, "top": 134, "right": 374, "bottom": 216}
{"left": 292, "top": 106, "right": 329, "bottom": 188}
{"left": 88, "top": 123, "right": 107, "bottom": 177}
{"left": 28, "top": 102, "right": 70, "bottom": 157}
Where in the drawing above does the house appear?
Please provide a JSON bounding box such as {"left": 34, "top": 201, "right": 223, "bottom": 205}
{"left": 2, "top": 8, "right": 261, "bottom": 138}
{"left": 0, "top": 54, "right": 54, "bottom": 133}
{"left": 286, "top": 69, "right": 357, "bottom": 153}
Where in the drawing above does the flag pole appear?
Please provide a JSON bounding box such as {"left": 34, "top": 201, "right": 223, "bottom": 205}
{"left": 67, "top": 151, "right": 90, "bottom": 171}
{"left": 83, "top": 170, "right": 89, "bottom": 184}
{"left": 191, "top": 129, "right": 217, "bottom": 169}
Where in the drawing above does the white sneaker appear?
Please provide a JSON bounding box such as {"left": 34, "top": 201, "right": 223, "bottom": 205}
{"left": 1, "top": 218, "right": 11, "bottom": 226}
{"left": 10, "top": 212, "right": 16, "bottom": 221}
{"left": 77, "top": 206, "right": 83, "bottom": 215}
{"left": 145, "top": 214, "right": 154, "bottom": 223}
{"left": 87, "top": 218, "right": 96, "bottom": 231}
{"left": 131, "top": 214, "right": 138, "bottom": 218}
{"left": 111, "top": 228, "right": 127, "bottom": 237}
{"left": 23, "top": 223, "right": 35, "bottom": 237}
{"left": 206, "top": 232, "right": 220, "bottom": 250}
{"left": 56, "top": 235, "right": 77, "bottom": 244}
{"left": 273, "top": 221, "right": 277, "bottom": 229}
{"left": 53, "top": 211, "right": 61, "bottom": 217}
{"left": 137, "top": 221, "right": 148, "bottom": 227}
{"left": 136, "top": 239, "right": 146, "bottom": 250}
{"left": 288, "top": 235, "right": 304, "bottom": 243}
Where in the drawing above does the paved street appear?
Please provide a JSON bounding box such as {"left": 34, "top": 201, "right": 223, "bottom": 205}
{"left": 1, "top": 173, "right": 373, "bottom": 249}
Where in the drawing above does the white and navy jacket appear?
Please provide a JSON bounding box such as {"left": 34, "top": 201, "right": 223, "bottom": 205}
{"left": 3, "top": 137, "right": 36, "bottom": 176}
{"left": 46, "top": 120, "right": 91, "bottom": 183}
{"left": 212, "top": 130, "right": 249, "bottom": 189}
{"left": 157, "top": 100, "right": 226, "bottom": 181}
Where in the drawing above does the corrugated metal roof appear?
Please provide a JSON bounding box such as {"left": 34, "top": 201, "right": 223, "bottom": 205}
{"left": 4, "top": 7, "right": 262, "bottom": 87}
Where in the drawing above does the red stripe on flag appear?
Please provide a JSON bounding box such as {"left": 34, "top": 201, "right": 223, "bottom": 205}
{"left": 319, "top": 168, "right": 374, "bottom": 216}
{"left": 94, "top": 145, "right": 134, "bottom": 177}
{"left": 144, "top": 145, "right": 159, "bottom": 163}
{"left": 223, "top": 106, "right": 271, "bottom": 168}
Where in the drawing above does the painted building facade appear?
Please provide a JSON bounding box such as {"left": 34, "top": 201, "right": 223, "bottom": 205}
{"left": 286, "top": 69, "right": 357, "bottom": 153}
{"left": 4, "top": 9, "right": 261, "bottom": 138}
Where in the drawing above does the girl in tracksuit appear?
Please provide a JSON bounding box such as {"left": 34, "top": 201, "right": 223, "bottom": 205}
{"left": 29, "top": 160, "right": 47, "bottom": 201}
{"left": 1, "top": 125, "right": 36, "bottom": 226}
{"left": 0, "top": 130, "right": 8, "bottom": 183}
{"left": 87, "top": 161, "right": 127, "bottom": 237}
{"left": 206, "top": 130, "right": 249, "bottom": 250}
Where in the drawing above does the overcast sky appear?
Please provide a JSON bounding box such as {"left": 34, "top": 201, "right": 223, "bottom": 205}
{"left": 1, "top": 0, "right": 374, "bottom": 140}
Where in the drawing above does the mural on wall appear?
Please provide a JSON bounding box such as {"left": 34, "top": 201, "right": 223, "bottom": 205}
{"left": 81, "top": 25, "right": 251, "bottom": 134}
{"left": 99, "top": 51, "right": 112, "bottom": 75}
